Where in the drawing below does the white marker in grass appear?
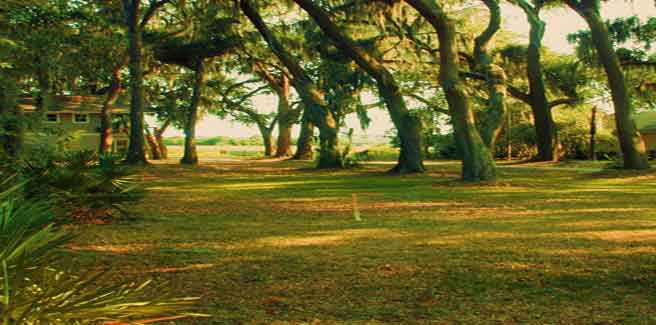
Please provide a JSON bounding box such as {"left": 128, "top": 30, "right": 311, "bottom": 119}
{"left": 352, "top": 193, "right": 361, "bottom": 221}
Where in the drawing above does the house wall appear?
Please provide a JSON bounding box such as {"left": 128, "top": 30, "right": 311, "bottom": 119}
{"left": 29, "top": 112, "right": 130, "bottom": 153}
{"left": 643, "top": 133, "right": 656, "bottom": 152}
{"left": 54, "top": 113, "right": 102, "bottom": 133}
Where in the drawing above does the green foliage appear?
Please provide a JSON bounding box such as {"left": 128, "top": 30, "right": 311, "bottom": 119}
{"left": 352, "top": 145, "right": 400, "bottom": 162}
{"left": 495, "top": 121, "right": 538, "bottom": 159}
{"left": 164, "top": 135, "right": 264, "bottom": 146}
{"left": 5, "top": 148, "right": 144, "bottom": 223}
{"left": 0, "top": 185, "right": 202, "bottom": 324}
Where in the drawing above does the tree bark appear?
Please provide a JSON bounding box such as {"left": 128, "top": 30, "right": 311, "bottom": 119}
{"left": 260, "top": 126, "right": 274, "bottom": 157}
{"left": 590, "top": 105, "right": 597, "bottom": 160}
{"left": 145, "top": 127, "right": 162, "bottom": 160}
{"left": 275, "top": 75, "right": 293, "bottom": 157}
{"left": 293, "top": 108, "right": 315, "bottom": 160}
{"left": 527, "top": 6, "right": 558, "bottom": 162}
{"left": 508, "top": 0, "right": 559, "bottom": 161}
{"left": 473, "top": 0, "right": 507, "bottom": 150}
{"left": 181, "top": 59, "right": 205, "bottom": 165}
{"left": 293, "top": 0, "right": 424, "bottom": 173}
{"left": 123, "top": 0, "right": 148, "bottom": 165}
{"left": 35, "top": 65, "right": 51, "bottom": 115}
{"left": 100, "top": 57, "right": 128, "bottom": 154}
{"left": 566, "top": 0, "right": 649, "bottom": 169}
{"left": 0, "top": 79, "right": 20, "bottom": 157}
{"left": 154, "top": 119, "right": 170, "bottom": 159}
{"left": 406, "top": 0, "right": 496, "bottom": 181}
{"left": 240, "top": 0, "right": 341, "bottom": 168}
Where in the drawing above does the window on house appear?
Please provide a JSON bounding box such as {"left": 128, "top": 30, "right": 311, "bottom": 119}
{"left": 73, "top": 113, "right": 89, "bottom": 124}
{"left": 115, "top": 139, "right": 128, "bottom": 153}
{"left": 45, "top": 113, "right": 59, "bottom": 123}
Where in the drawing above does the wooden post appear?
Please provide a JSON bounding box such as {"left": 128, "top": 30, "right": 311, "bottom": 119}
{"left": 590, "top": 106, "right": 597, "bottom": 161}
{"left": 507, "top": 105, "right": 512, "bottom": 161}
{"left": 352, "top": 193, "right": 361, "bottom": 221}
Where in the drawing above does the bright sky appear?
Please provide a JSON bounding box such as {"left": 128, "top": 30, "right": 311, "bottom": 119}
{"left": 159, "top": 1, "right": 656, "bottom": 139}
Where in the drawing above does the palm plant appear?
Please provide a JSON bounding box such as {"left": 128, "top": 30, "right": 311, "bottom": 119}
{"left": 0, "top": 182, "right": 202, "bottom": 324}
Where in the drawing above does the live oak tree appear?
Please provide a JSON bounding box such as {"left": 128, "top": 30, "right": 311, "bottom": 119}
{"left": 563, "top": 0, "right": 650, "bottom": 169}
{"left": 151, "top": 2, "right": 240, "bottom": 165}
{"left": 75, "top": 2, "right": 129, "bottom": 154}
{"left": 239, "top": 0, "right": 343, "bottom": 168}
{"left": 255, "top": 66, "right": 295, "bottom": 157}
{"left": 1, "top": 2, "right": 77, "bottom": 156}
{"left": 292, "top": 0, "right": 426, "bottom": 173}
{"left": 237, "top": 50, "right": 300, "bottom": 157}
{"left": 209, "top": 75, "right": 281, "bottom": 156}
{"left": 405, "top": 0, "right": 497, "bottom": 181}
{"left": 471, "top": 0, "right": 508, "bottom": 150}
{"left": 121, "top": 0, "right": 171, "bottom": 165}
{"left": 516, "top": 1, "right": 558, "bottom": 161}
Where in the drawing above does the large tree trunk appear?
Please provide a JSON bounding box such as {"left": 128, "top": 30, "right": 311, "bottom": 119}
{"left": 293, "top": 109, "right": 314, "bottom": 160}
{"left": 275, "top": 75, "right": 293, "bottom": 157}
{"left": 527, "top": 13, "right": 557, "bottom": 161}
{"left": 478, "top": 66, "right": 507, "bottom": 150}
{"left": 406, "top": 0, "right": 496, "bottom": 181}
{"left": 293, "top": 0, "right": 424, "bottom": 173}
{"left": 260, "top": 126, "right": 274, "bottom": 157}
{"left": 181, "top": 60, "right": 205, "bottom": 165}
{"left": 317, "top": 124, "right": 341, "bottom": 168}
{"left": 145, "top": 127, "right": 162, "bottom": 160}
{"left": 4, "top": 106, "right": 23, "bottom": 157}
{"left": 254, "top": 116, "right": 275, "bottom": 157}
{"left": 0, "top": 79, "right": 20, "bottom": 157}
{"left": 511, "top": 0, "right": 558, "bottom": 162}
{"left": 100, "top": 57, "right": 127, "bottom": 154}
{"left": 241, "top": 0, "right": 341, "bottom": 168}
{"left": 35, "top": 66, "right": 51, "bottom": 116}
{"left": 123, "top": 0, "right": 148, "bottom": 165}
{"left": 154, "top": 119, "right": 170, "bottom": 159}
{"left": 474, "top": 0, "right": 507, "bottom": 151}
{"left": 590, "top": 106, "right": 597, "bottom": 161}
{"left": 380, "top": 85, "right": 424, "bottom": 174}
{"left": 310, "top": 107, "right": 341, "bottom": 168}
{"left": 567, "top": 0, "right": 649, "bottom": 169}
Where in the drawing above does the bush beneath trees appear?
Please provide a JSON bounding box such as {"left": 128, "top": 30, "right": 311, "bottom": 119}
{"left": 1, "top": 144, "right": 144, "bottom": 224}
{"left": 0, "top": 183, "right": 202, "bottom": 324}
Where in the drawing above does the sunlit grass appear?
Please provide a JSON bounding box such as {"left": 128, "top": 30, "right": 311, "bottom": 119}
{"left": 64, "top": 156, "right": 656, "bottom": 323}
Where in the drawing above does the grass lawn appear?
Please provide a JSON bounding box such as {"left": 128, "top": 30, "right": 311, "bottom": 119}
{"left": 65, "top": 153, "right": 656, "bottom": 324}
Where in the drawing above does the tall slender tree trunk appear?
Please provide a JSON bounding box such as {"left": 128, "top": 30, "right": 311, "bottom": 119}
{"left": 100, "top": 57, "right": 127, "bottom": 154}
{"left": 527, "top": 16, "right": 557, "bottom": 161}
{"left": 474, "top": 0, "right": 507, "bottom": 151}
{"left": 154, "top": 119, "right": 170, "bottom": 159}
{"left": 378, "top": 85, "right": 424, "bottom": 173}
{"left": 511, "top": 0, "right": 558, "bottom": 162}
{"left": 123, "top": 0, "right": 148, "bottom": 165}
{"left": 293, "top": 0, "right": 424, "bottom": 173}
{"left": 258, "top": 125, "right": 274, "bottom": 157}
{"left": 181, "top": 59, "right": 205, "bottom": 165}
{"left": 145, "top": 127, "right": 162, "bottom": 160}
{"left": 317, "top": 123, "right": 341, "bottom": 168}
{"left": 275, "top": 75, "right": 293, "bottom": 157}
{"left": 406, "top": 0, "right": 496, "bottom": 181}
{"left": 294, "top": 108, "right": 314, "bottom": 160}
{"left": 36, "top": 66, "right": 51, "bottom": 116}
{"left": 567, "top": 0, "right": 649, "bottom": 169}
{"left": 241, "top": 0, "right": 341, "bottom": 168}
{"left": 5, "top": 106, "right": 23, "bottom": 157}
{"left": 590, "top": 106, "right": 597, "bottom": 161}
{"left": 0, "top": 79, "right": 20, "bottom": 157}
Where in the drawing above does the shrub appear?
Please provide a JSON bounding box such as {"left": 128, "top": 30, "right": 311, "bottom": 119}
{"left": 352, "top": 145, "right": 400, "bottom": 162}
{"left": 5, "top": 148, "right": 144, "bottom": 223}
{"left": 0, "top": 184, "right": 202, "bottom": 324}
